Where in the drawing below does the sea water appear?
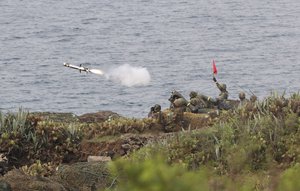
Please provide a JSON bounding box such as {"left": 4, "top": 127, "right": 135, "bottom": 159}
{"left": 0, "top": 0, "right": 299, "bottom": 118}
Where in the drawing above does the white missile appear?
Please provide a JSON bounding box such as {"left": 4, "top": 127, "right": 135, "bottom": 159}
{"left": 63, "top": 63, "right": 104, "bottom": 75}
{"left": 63, "top": 63, "right": 90, "bottom": 73}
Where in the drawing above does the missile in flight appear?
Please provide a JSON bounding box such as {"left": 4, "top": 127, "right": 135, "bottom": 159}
{"left": 63, "top": 63, "right": 103, "bottom": 75}
{"left": 63, "top": 63, "right": 90, "bottom": 73}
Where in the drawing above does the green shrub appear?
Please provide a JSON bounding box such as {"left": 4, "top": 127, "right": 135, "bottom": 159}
{"left": 0, "top": 109, "right": 84, "bottom": 173}
{"left": 277, "top": 163, "right": 300, "bottom": 191}
{"left": 108, "top": 155, "right": 210, "bottom": 191}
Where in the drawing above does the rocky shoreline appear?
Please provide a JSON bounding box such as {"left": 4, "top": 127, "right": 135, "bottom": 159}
{"left": 0, "top": 92, "right": 300, "bottom": 191}
{"left": 0, "top": 108, "right": 214, "bottom": 191}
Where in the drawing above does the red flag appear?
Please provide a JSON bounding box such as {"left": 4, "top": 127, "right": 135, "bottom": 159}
{"left": 212, "top": 60, "right": 217, "bottom": 75}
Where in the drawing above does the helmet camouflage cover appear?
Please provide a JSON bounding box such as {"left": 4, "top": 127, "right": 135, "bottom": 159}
{"left": 189, "top": 91, "right": 198, "bottom": 98}
{"left": 250, "top": 95, "right": 257, "bottom": 102}
{"left": 219, "top": 83, "right": 227, "bottom": 91}
{"left": 154, "top": 104, "right": 161, "bottom": 112}
{"left": 239, "top": 92, "right": 246, "bottom": 99}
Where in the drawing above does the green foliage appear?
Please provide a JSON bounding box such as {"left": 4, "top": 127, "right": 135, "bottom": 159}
{"left": 277, "top": 163, "right": 300, "bottom": 191}
{"left": 109, "top": 92, "right": 300, "bottom": 190}
{"left": 0, "top": 109, "right": 84, "bottom": 174}
{"left": 284, "top": 112, "right": 300, "bottom": 134}
{"left": 91, "top": 117, "right": 161, "bottom": 137}
{"left": 167, "top": 129, "right": 218, "bottom": 170}
{"left": 21, "top": 160, "right": 55, "bottom": 177}
{"left": 0, "top": 108, "right": 31, "bottom": 138}
{"left": 106, "top": 155, "right": 273, "bottom": 191}
{"left": 290, "top": 92, "right": 300, "bottom": 100}
{"left": 108, "top": 156, "right": 210, "bottom": 191}
{"left": 1, "top": 92, "right": 300, "bottom": 189}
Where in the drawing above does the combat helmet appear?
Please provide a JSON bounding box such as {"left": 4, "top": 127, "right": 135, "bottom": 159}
{"left": 219, "top": 83, "right": 227, "bottom": 91}
{"left": 250, "top": 95, "right": 257, "bottom": 102}
{"left": 153, "top": 104, "right": 161, "bottom": 112}
{"left": 189, "top": 91, "right": 198, "bottom": 99}
{"left": 189, "top": 98, "right": 198, "bottom": 106}
{"left": 239, "top": 92, "right": 246, "bottom": 100}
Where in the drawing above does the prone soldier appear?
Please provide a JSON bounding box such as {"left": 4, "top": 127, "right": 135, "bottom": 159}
{"left": 187, "top": 91, "right": 210, "bottom": 113}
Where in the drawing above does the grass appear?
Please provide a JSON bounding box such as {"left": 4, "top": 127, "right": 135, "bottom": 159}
{"left": 0, "top": 92, "right": 299, "bottom": 190}
{"left": 87, "top": 135, "right": 120, "bottom": 143}
{"left": 0, "top": 109, "right": 84, "bottom": 174}
{"left": 106, "top": 92, "right": 300, "bottom": 191}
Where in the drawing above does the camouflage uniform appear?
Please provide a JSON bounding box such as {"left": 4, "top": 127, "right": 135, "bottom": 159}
{"left": 208, "top": 78, "right": 231, "bottom": 110}
{"left": 238, "top": 92, "right": 249, "bottom": 106}
{"left": 244, "top": 95, "right": 259, "bottom": 114}
{"left": 215, "top": 82, "right": 228, "bottom": 101}
{"left": 166, "top": 91, "right": 188, "bottom": 131}
{"left": 168, "top": 90, "right": 188, "bottom": 112}
{"left": 187, "top": 91, "right": 209, "bottom": 113}
{"left": 148, "top": 107, "right": 155, "bottom": 118}
{"left": 250, "top": 95, "right": 257, "bottom": 103}
{"left": 148, "top": 104, "right": 164, "bottom": 124}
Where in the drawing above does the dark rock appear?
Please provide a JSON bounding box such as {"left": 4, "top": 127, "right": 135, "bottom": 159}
{"left": 87, "top": 156, "right": 111, "bottom": 162}
{"left": 78, "top": 111, "right": 121, "bottom": 123}
{"left": 0, "top": 170, "right": 66, "bottom": 191}
{"left": 0, "top": 162, "right": 8, "bottom": 176}
{"left": 54, "top": 162, "right": 115, "bottom": 190}
{"left": 0, "top": 154, "right": 8, "bottom": 176}
{"left": 121, "top": 144, "right": 131, "bottom": 151}
{"left": 30, "top": 112, "right": 79, "bottom": 123}
{"left": 0, "top": 180, "right": 11, "bottom": 191}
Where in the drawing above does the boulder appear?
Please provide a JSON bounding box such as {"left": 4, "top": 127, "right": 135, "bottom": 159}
{"left": 87, "top": 156, "right": 111, "bottom": 162}
{"left": 78, "top": 111, "right": 121, "bottom": 123}
{"left": 0, "top": 170, "right": 66, "bottom": 191}
{"left": 0, "top": 180, "right": 11, "bottom": 191}
{"left": 30, "top": 112, "right": 79, "bottom": 123}
{"left": 54, "top": 162, "right": 115, "bottom": 190}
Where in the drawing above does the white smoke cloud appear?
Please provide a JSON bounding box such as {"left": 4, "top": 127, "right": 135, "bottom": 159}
{"left": 106, "top": 64, "right": 151, "bottom": 87}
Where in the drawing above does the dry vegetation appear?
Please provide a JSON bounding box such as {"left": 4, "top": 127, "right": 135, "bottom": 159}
{"left": 0, "top": 92, "right": 299, "bottom": 190}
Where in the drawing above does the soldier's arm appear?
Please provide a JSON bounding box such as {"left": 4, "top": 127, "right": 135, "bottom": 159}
{"left": 187, "top": 103, "right": 199, "bottom": 113}
{"left": 213, "top": 77, "right": 222, "bottom": 91}
{"left": 216, "top": 82, "right": 222, "bottom": 91}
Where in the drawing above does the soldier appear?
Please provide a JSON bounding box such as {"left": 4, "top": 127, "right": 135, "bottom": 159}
{"left": 208, "top": 77, "right": 231, "bottom": 110}
{"left": 243, "top": 94, "right": 258, "bottom": 115}
{"left": 238, "top": 92, "right": 249, "bottom": 106}
{"left": 250, "top": 95, "right": 258, "bottom": 103}
{"left": 147, "top": 106, "right": 155, "bottom": 118}
{"left": 168, "top": 90, "right": 188, "bottom": 112}
{"left": 167, "top": 91, "right": 188, "bottom": 130}
{"left": 148, "top": 104, "right": 163, "bottom": 123}
{"left": 213, "top": 76, "right": 228, "bottom": 101}
{"left": 153, "top": 104, "right": 161, "bottom": 113}
{"left": 189, "top": 91, "right": 198, "bottom": 99}
{"left": 187, "top": 91, "right": 209, "bottom": 113}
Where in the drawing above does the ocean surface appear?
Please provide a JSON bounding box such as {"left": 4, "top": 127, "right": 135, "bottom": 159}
{"left": 1, "top": 0, "right": 300, "bottom": 118}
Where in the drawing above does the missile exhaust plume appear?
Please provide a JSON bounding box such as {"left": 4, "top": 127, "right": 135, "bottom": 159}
{"left": 106, "top": 64, "right": 151, "bottom": 87}
{"left": 64, "top": 63, "right": 150, "bottom": 87}
{"left": 89, "top": 69, "right": 104, "bottom": 75}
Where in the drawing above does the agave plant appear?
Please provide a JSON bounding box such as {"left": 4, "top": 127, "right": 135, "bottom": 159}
{"left": 0, "top": 108, "right": 30, "bottom": 136}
